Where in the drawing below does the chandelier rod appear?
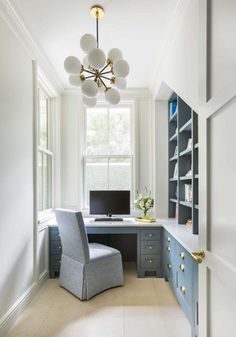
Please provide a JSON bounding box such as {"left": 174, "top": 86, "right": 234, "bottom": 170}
{"left": 99, "top": 77, "right": 108, "bottom": 89}
{"left": 96, "top": 13, "right": 99, "bottom": 48}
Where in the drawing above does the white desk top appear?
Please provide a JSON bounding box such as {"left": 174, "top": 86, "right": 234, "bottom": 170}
{"left": 48, "top": 216, "right": 199, "bottom": 254}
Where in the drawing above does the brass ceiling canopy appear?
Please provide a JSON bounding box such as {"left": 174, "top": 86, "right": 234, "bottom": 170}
{"left": 90, "top": 5, "right": 104, "bottom": 20}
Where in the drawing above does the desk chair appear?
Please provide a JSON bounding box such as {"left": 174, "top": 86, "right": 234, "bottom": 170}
{"left": 54, "top": 209, "right": 123, "bottom": 300}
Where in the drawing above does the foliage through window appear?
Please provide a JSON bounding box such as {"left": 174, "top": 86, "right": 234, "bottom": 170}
{"left": 84, "top": 105, "right": 133, "bottom": 206}
{"left": 38, "top": 89, "right": 52, "bottom": 212}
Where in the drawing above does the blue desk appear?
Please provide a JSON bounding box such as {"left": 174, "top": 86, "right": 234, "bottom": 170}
{"left": 48, "top": 218, "right": 163, "bottom": 278}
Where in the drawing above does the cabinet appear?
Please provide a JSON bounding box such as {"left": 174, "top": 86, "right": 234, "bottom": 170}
{"left": 137, "top": 227, "right": 162, "bottom": 278}
{"left": 163, "top": 229, "right": 198, "bottom": 337}
{"left": 49, "top": 227, "right": 62, "bottom": 278}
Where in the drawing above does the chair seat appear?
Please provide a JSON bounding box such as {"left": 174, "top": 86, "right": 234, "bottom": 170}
{"left": 89, "top": 243, "right": 120, "bottom": 261}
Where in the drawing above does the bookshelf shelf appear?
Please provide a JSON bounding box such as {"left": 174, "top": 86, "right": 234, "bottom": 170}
{"left": 180, "top": 147, "right": 192, "bottom": 157}
{"left": 169, "top": 156, "right": 178, "bottom": 162}
{"left": 180, "top": 201, "right": 193, "bottom": 208}
{"left": 179, "top": 119, "right": 192, "bottom": 133}
{"left": 168, "top": 94, "right": 199, "bottom": 234}
{"left": 169, "top": 133, "right": 178, "bottom": 142}
{"left": 180, "top": 176, "right": 192, "bottom": 181}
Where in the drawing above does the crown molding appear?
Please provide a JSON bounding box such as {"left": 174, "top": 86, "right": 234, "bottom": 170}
{"left": 149, "top": 0, "right": 191, "bottom": 98}
{"left": 0, "top": 0, "right": 64, "bottom": 94}
{"left": 62, "top": 87, "right": 152, "bottom": 99}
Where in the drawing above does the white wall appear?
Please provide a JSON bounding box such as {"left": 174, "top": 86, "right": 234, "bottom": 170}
{"left": 60, "top": 90, "right": 154, "bottom": 212}
{"left": 0, "top": 15, "right": 35, "bottom": 333}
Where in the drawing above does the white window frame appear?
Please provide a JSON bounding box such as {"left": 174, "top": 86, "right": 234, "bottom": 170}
{"left": 82, "top": 100, "right": 137, "bottom": 211}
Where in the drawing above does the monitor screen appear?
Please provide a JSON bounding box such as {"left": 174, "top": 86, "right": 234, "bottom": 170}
{"left": 90, "top": 190, "right": 130, "bottom": 215}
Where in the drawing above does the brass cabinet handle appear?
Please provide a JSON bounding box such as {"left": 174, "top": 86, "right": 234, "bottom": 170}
{"left": 59, "top": 246, "right": 62, "bottom": 249}
{"left": 167, "top": 237, "right": 171, "bottom": 242}
{"left": 191, "top": 249, "right": 205, "bottom": 264}
{"left": 180, "top": 286, "right": 186, "bottom": 294}
{"left": 149, "top": 259, "right": 153, "bottom": 264}
{"left": 167, "top": 263, "right": 171, "bottom": 270}
{"left": 149, "top": 246, "right": 153, "bottom": 250}
{"left": 179, "top": 264, "right": 185, "bottom": 271}
{"left": 148, "top": 233, "right": 153, "bottom": 237}
{"left": 167, "top": 247, "right": 171, "bottom": 252}
{"left": 180, "top": 252, "right": 185, "bottom": 259}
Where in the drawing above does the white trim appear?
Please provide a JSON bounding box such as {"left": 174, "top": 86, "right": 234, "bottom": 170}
{"left": 0, "top": 275, "right": 47, "bottom": 337}
{"left": 0, "top": 0, "right": 63, "bottom": 94}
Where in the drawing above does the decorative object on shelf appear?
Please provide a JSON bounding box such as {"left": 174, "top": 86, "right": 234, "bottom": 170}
{"left": 169, "top": 100, "right": 177, "bottom": 119}
{"left": 186, "top": 138, "right": 193, "bottom": 150}
{"left": 185, "top": 168, "right": 192, "bottom": 176}
{"left": 135, "top": 187, "right": 155, "bottom": 222}
{"left": 186, "top": 219, "right": 192, "bottom": 229}
{"left": 185, "top": 184, "right": 193, "bottom": 202}
{"left": 64, "top": 5, "right": 129, "bottom": 107}
{"left": 174, "top": 146, "right": 178, "bottom": 157}
{"left": 173, "top": 163, "right": 178, "bottom": 178}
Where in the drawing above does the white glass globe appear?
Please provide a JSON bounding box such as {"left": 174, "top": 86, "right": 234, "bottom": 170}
{"left": 80, "top": 34, "right": 97, "bottom": 54}
{"left": 64, "top": 56, "right": 81, "bottom": 74}
{"left": 81, "top": 80, "right": 98, "bottom": 97}
{"left": 113, "top": 59, "right": 129, "bottom": 78}
{"left": 88, "top": 48, "right": 106, "bottom": 69}
{"left": 82, "top": 95, "right": 97, "bottom": 107}
{"left": 69, "top": 74, "right": 83, "bottom": 87}
{"left": 83, "top": 55, "right": 89, "bottom": 68}
{"left": 105, "top": 88, "right": 121, "bottom": 105}
{"left": 114, "top": 77, "right": 127, "bottom": 90}
{"left": 108, "top": 48, "right": 123, "bottom": 63}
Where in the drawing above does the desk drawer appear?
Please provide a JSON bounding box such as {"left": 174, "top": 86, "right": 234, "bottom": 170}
{"left": 140, "top": 229, "right": 161, "bottom": 241}
{"left": 49, "top": 228, "right": 61, "bottom": 241}
{"left": 141, "top": 255, "right": 161, "bottom": 269}
{"left": 141, "top": 240, "right": 160, "bottom": 254}
{"left": 50, "top": 240, "right": 62, "bottom": 254}
{"left": 49, "top": 254, "right": 61, "bottom": 271}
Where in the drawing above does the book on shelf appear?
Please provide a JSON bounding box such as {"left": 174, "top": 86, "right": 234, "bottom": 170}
{"left": 185, "top": 184, "right": 193, "bottom": 202}
{"left": 175, "top": 204, "right": 178, "bottom": 221}
{"left": 173, "top": 163, "right": 178, "bottom": 178}
{"left": 186, "top": 138, "right": 192, "bottom": 150}
{"left": 169, "top": 100, "right": 177, "bottom": 119}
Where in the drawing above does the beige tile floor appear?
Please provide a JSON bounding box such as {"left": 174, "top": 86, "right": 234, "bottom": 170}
{"left": 5, "top": 263, "right": 191, "bottom": 337}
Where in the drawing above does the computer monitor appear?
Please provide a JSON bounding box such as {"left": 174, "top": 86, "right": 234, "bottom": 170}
{"left": 90, "top": 190, "right": 130, "bottom": 221}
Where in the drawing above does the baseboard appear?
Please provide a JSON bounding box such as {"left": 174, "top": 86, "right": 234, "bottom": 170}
{"left": 0, "top": 272, "right": 48, "bottom": 337}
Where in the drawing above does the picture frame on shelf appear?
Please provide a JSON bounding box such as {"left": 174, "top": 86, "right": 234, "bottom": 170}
{"left": 186, "top": 138, "right": 192, "bottom": 150}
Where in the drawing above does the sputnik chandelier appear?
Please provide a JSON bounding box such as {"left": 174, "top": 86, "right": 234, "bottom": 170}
{"left": 64, "top": 5, "right": 129, "bottom": 107}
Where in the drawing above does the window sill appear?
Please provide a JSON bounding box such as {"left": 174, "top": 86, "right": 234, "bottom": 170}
{"left": 38, "top": 209, "right": 54, "bottom": 225}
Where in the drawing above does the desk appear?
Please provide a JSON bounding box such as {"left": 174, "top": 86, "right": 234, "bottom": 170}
{"left": 48, "top": 218, "right": 163, "bottom": 278}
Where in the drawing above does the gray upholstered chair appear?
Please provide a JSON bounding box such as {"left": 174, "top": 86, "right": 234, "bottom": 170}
{"left": 54, "top": 209, "right": 123, "bottom": 300}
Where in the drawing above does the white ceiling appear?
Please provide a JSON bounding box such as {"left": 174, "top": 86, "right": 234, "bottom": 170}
{"left": 10, "top": 0, "right": 178, "bottom": 89}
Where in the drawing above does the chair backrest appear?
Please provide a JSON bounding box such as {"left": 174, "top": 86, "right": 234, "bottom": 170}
{"left": 55, "top": 209, "right": 90, "bottom": 263}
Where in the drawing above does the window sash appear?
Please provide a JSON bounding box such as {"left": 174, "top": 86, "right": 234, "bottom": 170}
{"left": 38, "top": 149, "right": 53, "bottom": 212}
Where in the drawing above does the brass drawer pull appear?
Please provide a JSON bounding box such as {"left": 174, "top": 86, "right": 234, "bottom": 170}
{"left": 180, "top": 286, "right": 186, "bottom": 294}
{"left": 149, "top": 246, "right": 153, "bottom": 250}
{"left": 180, "top": 252, "right": 185, "bottom": 259}
{"left": 179, "top": 264, "right": 185, "bottom": 271}
{"left": 148, "top": 233, "right": 153, "bottom": 237}
{"left": 167, "top": 247, "right": 171, "bottom": 252}
{"left": 59, "top": 246, "right": 62, "bottom": 249}
{"left": 149, "top": 259, "right": 153, "bottom": 264}
{"left": 167, "top": 237, "right": 171, "bottom": 242}
{"left": 167, "top": 263, "right": 171, "bottom": 270}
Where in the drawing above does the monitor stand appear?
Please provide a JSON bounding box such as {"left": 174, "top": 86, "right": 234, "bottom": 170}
{"left": 94, "top": 214, "right": 123, "bottom": 222}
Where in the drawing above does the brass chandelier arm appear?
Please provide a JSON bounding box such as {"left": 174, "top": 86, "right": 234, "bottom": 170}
{"left": 100, "top": 75, "right": 112, "bottom": 81}
{"left": 99, "top": 77, "right": 108, "bottom": 89}
{"left": 101, "top": 70, "right": 112, "bottom": 75}
{"left": 83, "top": 68, "right": 95, "bottom": 75}
{"left": 85, "top": 75, "right": 95, "bottom": 79}
{"left": 100, "top": 63, "right": 110, "bottom": 73}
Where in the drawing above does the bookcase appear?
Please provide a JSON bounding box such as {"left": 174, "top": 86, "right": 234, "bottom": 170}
{"left": 168, "top": 93, "right": 199, "bottom": 234}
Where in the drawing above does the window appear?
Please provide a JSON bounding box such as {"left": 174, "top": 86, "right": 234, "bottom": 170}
{"left": 38, "top": 89, "right": 53, "bottom": 213}
{"left": 83, "top": 104, "right": 134, "bottom": 207}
